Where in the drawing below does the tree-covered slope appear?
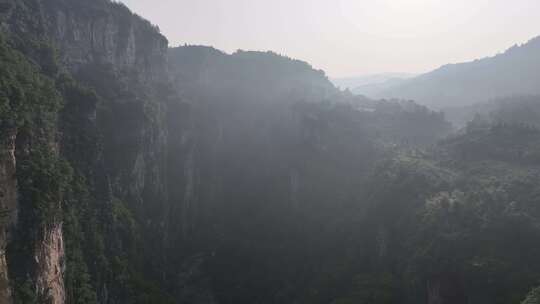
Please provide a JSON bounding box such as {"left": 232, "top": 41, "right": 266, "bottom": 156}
{"left": 168, "top": 45, "right": 338, "bottom": 104}
{"left": 0, "top": 0, "right": 181, "bottom": 303}
{"left": 373, "top": 36, "right": 540, "bottom": 109}
{"left": 343, "top": 120, "right": 540, "bottom": 304}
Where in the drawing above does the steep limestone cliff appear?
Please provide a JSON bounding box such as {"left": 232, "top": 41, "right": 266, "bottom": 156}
{"left": 34, "top": 223, "right": 65, "bottom": 304}
{"left": 0, "top": 0, "right": 177, "bottom": 302}
{"left": 0, "top": 129, "right": 16, "bottom": 304}
{"left": 42, "top": 0, "right": 169, "bottom": 84}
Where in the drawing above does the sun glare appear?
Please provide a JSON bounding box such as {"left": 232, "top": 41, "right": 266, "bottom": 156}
{"left": 339, "top": 0, "right": 491, "bottom": 38}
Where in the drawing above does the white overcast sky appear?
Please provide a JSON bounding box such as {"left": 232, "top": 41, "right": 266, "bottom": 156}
{"left": 120, "top": 0, "right": 540, "bottom": 77}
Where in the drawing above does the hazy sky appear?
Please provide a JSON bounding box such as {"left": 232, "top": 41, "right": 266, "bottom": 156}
{"left": 120, "top": 0, "right": 540, "bottom": 77}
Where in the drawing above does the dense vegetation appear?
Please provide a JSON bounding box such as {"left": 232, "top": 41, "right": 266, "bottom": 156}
{"left": 0, "top": 32, "right": 70, "bottom": 302}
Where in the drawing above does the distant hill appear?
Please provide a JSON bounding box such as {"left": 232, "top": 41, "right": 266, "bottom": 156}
{"left": 331, "top": 73, "right": 414, "bottom": 96}
{"left": 332, "top": 73, "right": 414, "bottom": 89}
{"left": 371, "top": 36, "right": 540, "bottom": 109}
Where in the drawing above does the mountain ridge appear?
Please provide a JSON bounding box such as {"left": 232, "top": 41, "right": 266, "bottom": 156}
{"left": 362, "top": 35, "right": 540, "bottom": 109}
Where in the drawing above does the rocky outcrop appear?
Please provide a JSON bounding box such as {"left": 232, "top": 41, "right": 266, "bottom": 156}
{"left": 34, "top": 223, "right": 65, "bottom": 304}
{"left": 2, "top": 0, "right": 168, "bottom": 84}
{"left": 43, "top": 0, "right": 168, "bottom": 84}
{"left": 0, "top": 254, "right": 11, "bottom": 304}
{"left": 0, "top": 130, "right": 16, "bottom": 304}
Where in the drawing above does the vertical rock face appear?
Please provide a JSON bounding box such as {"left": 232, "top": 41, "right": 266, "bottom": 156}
{"left": 3, "top": 0, "right": 168, "bottom": 83}
{"left": 0, "top": 130, "right": 16, "bottom": 304}
{"left": 43, "top": 0, "right": 169, "bottom": 84}
{"left": 37, "top": 1, "right": 177, "bottom": 302}
{"left": 3, "top": 0, "right": 189, "bottom": 302}
{"left": 34, "top": 224, "right": 65, "bottom": 304}
{"left": 0, "top": 255, "right": 11, "bottom": 304}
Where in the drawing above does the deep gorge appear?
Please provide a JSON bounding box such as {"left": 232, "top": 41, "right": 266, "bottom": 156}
{"left": 1, "top": 1, "right": 540, "bottom": 304}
